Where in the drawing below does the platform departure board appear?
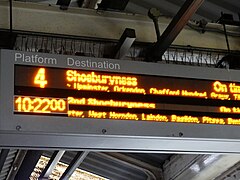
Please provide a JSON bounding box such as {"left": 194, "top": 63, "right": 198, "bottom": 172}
{"left": 14, "top": 65, "right": 240, "bottom": 125}
{"left": 3, "top": 50, "right": 240, "bottom": 152}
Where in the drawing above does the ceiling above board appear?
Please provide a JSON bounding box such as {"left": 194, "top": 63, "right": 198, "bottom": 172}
{"left": 14, "top": 0, "right": 240, "bottom": 22}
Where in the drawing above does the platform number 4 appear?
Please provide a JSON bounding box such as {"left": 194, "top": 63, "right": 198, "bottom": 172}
{"left": 34, "top": 68, "right": 47, "bottom": 88}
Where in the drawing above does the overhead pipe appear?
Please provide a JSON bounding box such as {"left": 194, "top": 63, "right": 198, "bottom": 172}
{"left": 148, "top": 8, "right": 161, "bottom": 42}
{"left": 9, "top": 0, "right": 12, "bottom": 33}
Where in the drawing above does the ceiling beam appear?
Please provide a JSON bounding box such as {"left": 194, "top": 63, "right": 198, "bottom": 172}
{"left": 56, "top": 0, "right": 72, "bottom": 8}
{"left": 147, "top": 0, "right": 204, "bottom": 62}
{"left": 207, "top": 0, "right": 240, "bottom": 15}
{"left": 99, "top": 152, "right": 163, "bottom": 180}
{"left": 1, "top": 2, "right": 239, "bottom": 50}
{"left": 39, "top": 150, "right": 65, "bottom": 179}
{"left": 163, "top": 154, "right": 240, "bottom": 180}
{"left": 0, "top": 31, "right": 17, "bottom": 49}
{"left": 5, "top": 150, "right": 27, "bottom": 180}
{"left": 81, "top": 0, "right": 100, "bottom": 9}
{"left": 60, "top": 151, "right": 89, "bottom": 180}
{"left": 15, "top": 150, "right": 42, "bottom": 180}
{"left": 0, "top": 149, "right": 10, "bottom": 173}
{"left": 98, "top": 0, "right": 129, "bottom": 11}
{"left": 167, "top": 0, "right": 215, "bottom": 20}
{"left": 111, "top": 28, "right": 136, "bottom": 59}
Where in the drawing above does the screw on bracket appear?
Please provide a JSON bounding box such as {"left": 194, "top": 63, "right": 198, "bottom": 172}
{"left": 102, "top": 129, "right": 107, "bottom": 134}
{"left": 16, "top": 125, "right": 21, "bottom": 131}
{"left": 179, "top": 132, "right": 184, "bottom": 137}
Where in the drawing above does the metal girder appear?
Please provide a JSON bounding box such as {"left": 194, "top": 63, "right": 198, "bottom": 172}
{"left": 56, "top": 0, "right": 71, "bottom": 8}
{"left": 163, "top": 154, "right": 240, "bottom": 180}
{"left": 214, "top": 161, "right": 240, "bottom": 179}
{"left": 60, "top": 151, "right": 89, "bottom": 180}
{"left": 99, "top": 152, "right": 163, "bottom": 180}
{"left": 81, "top": 0, "right": 100, "bottom": 9}
{"left": 111, "top": 28, "right": 136, "bottom": 59}
{"left": 39, "top": 150, "right": 65, "bottom": 179}
{"left": 148, "top": 0, "right": 204, "bottom": 62}
{"left": 207, "top": 0, "right": 240, "bottom": 13}
{"left": 0, "top": 149, "right": 10, "bottom": 173}
{"left": 14, "top": 150, "right": 42, "bottom": 180}
{"left": 98, "top": 0, "right": 129, "bottom": 11}
{"left": 0, "top": 31, "right": 16, "bottom": 49}
{"left": 216, "top": 54, "right": 240, "bottom": 69}
{"left": 5, "top": 150, "right": 27, "bottom": 180}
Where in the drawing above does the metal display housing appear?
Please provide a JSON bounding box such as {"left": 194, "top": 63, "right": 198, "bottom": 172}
{"left": 1, "top": 49, "right": 240, "bottom": 153}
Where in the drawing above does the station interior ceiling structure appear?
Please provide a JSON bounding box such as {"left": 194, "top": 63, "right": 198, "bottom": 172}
{"left": 0, "top": 0, "right": 240, "bottom": 179}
